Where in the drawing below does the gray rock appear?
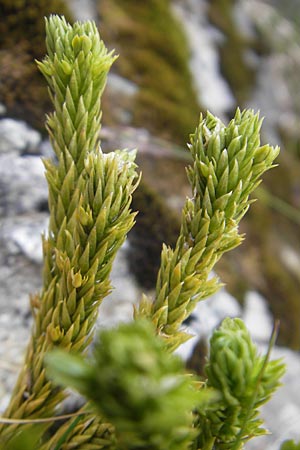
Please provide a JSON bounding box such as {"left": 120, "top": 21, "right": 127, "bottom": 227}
{"left": 176, "top": 286, "right": 242, "bottom": 361}
{"left": 245, "top": 0, "right": 300, "bottom": 146}
{"left": 0, "top": 312, "right": 32, "bottom": 413}
{"left": 279, "top": 243, "right": 300, "bottom": 282}
{"left": 2, "top": 215, "right": 48, "bottom": 264}
{"left": 0, "top": 213, "right": 45, "bottom": 315}
{"left": 107, "top": 73, "right": 138, "bottom": 98}
{"left": 0, "top": 104, "right": 6, "bottom": 116}
{"left": 247, "top": 346, "right": 300, "bottom": 449}
{"left": 105, "top": 74, "right": 139, "bottom": 125}
{"left": 172, "top": 0, "right": 235, "bottom": 117}
{"left": 96, "top": 241, "right": 142, "bottom": 329}
{"left": 65, "top": 0, "right": 97, "bottom": 21}
{"left": 243, "top": 291, "right": 274, "bottom": 343}
{"left": 0, "top": 118, "right": 41, "bottom": 155}
{"left": 0, "top": 153, "right": 48, "bottom": 215}
{"left": 40, "top": 139, "right": 56, "bottom": 159}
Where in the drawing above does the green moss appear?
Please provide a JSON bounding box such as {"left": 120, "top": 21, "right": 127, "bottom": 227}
{"left": 99, "top": 0, "right": 201, "bottom": 145}
{"left": 0, "top": 46, "right": 51, "bottom": 131}
{"left": 0, "top": 0, "right": 72, "bottom": 55}
{"left": 258, "top": 160, "right": 300, "bottom": 349}
{"left": 207, "top": 0, "right": 257, "bottom": 105}
{"left": 279, "top": 125, "right": 300, "bottom": 160}
{"left": 133, "top": 89, "right": 198, "bottom": 143}
{"left": 261, "top": 240, "right": 300, "bottom": 349}
{"left": 0, "top": 0, "right": 73, "bottom": 130}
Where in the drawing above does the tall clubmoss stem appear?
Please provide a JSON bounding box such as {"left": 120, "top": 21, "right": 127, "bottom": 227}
{"left": 0, "top": 15, "right": 138, "bottom": 440}
{"left": 136, "top": 109, "right": 279, "bottom": 350}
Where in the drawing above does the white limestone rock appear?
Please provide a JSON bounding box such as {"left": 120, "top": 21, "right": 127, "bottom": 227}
{"left": 176, "top": 286, "right": 242, "bottom": 361}
{"left": 5, "top": 216, "right": 48, "bottom": 265}
{"left": 243, "top": 290, "right": 274, "bottom": 343}
{"left": 0, "top": 153, "right": 47, "bottom": 215}
{"left": 172, "top": 0, "right": 235, "bottom": 117}
{"left": 97, "top": 241, "right": 142, "bottom": 329}
{"left": 65, "top": 0, "right": 97, "bottom": 21}
{"left": 247, "top": 346, "right": 300, "bottom": 449}
{"left": 0, "top": 119, "right": 41, "bottom": 155}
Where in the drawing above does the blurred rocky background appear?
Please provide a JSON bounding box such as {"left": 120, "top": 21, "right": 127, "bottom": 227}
{"left": 1, "top": 0, "right": 300, "bottom": 448}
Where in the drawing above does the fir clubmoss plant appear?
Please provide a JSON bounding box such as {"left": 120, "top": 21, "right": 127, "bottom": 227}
{"left": 0, "top": 15, "right": 138, "bottom": 443}
{"left": 0, "top": 14, "right": 286, "bottom": 450}
{"left": 135, "top": 108, "right": 280, "bottom": 350}
{"left": 194, "top": 318, "right": 285, "bottom": 449}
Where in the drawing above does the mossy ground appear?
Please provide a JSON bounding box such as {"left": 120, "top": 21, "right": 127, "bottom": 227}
{"left": 207, "top": 0, "right": 265, "bottom": 106}
{"left": 99, "top": 0, "right": 201, "bottom": 145}
{"left": 0, "top": 0, "right": 73, "bottom": 131}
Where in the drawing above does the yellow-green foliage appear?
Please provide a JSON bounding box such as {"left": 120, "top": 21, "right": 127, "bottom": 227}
{"left": 46, "top": 320, "right": 205, "bottom": 450}
{"left": 99, "top": 0, "right": 201, "bottom": 144}
{"left": 195, "top": 318, "right": 285, "bottom": 450}
{"left": 281, "top": 440, "right": 300, "bottom": 450}
{"left": 0, "top": 16, "right": 138, "bottom": 444}
{"left": 136, "top": 109, "right": 279, "bottom": 351}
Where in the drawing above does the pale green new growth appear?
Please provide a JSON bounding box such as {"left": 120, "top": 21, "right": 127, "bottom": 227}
{"left": 46, "top": 320, "right": 210, "bottom": 450}
{"left": 195, "top": 318, "right": 285, "bottom": 450}
{"left": 136, "top": 110, "right": 279, "bottom": 350}
{"left": 0, "top": 15, "right": 286, "bottom": 450}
